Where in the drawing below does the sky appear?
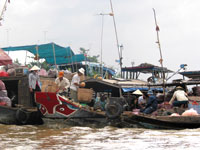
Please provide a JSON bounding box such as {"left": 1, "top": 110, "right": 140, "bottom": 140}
{"left": 0, "top": 0, "right": 200, "bottom": 76}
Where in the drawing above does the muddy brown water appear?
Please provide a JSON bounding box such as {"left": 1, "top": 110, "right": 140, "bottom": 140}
{"left": 0, "top": 123, "right": 200, "bottom": 150}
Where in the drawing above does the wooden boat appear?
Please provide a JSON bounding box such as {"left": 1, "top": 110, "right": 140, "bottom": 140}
{"left": 35, "top": 77, "right": 200, "bottom": 129}
{"left": 122, "top": 112, "right": 200, "bottom": 129}
{"left": 35, "top": 92, "right": 109, "bottom": 127}
{"left": 0, "top": 76, "right": 43, "bottom": 125}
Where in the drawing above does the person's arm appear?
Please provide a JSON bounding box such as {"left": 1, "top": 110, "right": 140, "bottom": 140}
{"left": 73, "top": 76, "right": 80, "bottom": 87}
{"left": 64, "top": 78, "right": 70, "bottom": 90}
{"left": 28, "top": 73, "right": 33, "bottom": 92}
{"left": 55, "top": 78, "right": 59, "bottom": 85}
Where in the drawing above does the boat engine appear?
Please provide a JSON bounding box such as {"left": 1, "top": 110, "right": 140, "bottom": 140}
{"left": 105, "top": 97, "right": 125, "bottom": 119}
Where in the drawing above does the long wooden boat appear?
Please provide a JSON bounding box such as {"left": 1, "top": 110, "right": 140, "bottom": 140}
{"left": 36, "top": 78, "right": 200, "bottom": 129}
{"left": 35, "top": 91, "right": 200, "bottom": 129}
{"left": 122, "top": 112, "right": 200, "bottom": 129}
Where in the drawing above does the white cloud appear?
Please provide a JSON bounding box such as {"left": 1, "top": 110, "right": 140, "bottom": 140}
{"left": 1, "top": 0, "right": 200, "bottom": 72}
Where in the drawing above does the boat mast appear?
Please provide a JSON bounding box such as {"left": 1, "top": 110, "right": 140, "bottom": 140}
{"left": 0, "top": 0, "right": 10, "bottom": 25}
{"left": 109, "top": 0, "right": 122, "bottom": 77}
{"left": 152, "top": 8, "right": 166, "bottom": 95}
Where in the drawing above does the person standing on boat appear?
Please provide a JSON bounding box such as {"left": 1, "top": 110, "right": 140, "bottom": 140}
{"left": 169, "top": 86, "right": 188, "bottom": 107}
{"left": 141, "top": 90, "right": 158, "bottom": 114}
{"left": 29, "top": 65, "right": 41, "bottom": 107}
{"left": 55, "top": 71, "right": 70, "bottom": 97}
{"left": 70, "top": 68, "right": 85, "bottom": 102}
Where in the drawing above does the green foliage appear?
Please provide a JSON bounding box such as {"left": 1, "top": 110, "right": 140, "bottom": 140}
{"left": 27, "top": 61, "right": 51, "bottom": 71}
{"left": 13, "top": 59, "right": 21, "bottom": 65}
{"left": 79, "top": 47, "right": 99, "bottom": 63}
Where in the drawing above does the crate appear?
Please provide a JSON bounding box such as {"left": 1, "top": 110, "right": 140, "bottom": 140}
{"left": 15, "top": 68, "right": 28, "bottom": 76}
{"left": 41, "top": 80, "right": 58, "bottom": 93}
{"left": 77, "top": 88, "right": 93, "bottom": 103}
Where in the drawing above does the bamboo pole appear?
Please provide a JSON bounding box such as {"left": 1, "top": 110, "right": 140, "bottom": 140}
{"left": 109, "top": 0, "right": 122, "bottom": 76}
{"left": 52, "top": 43, "right": 57, "bottom": 70}
{"left": 152, "top": 8, "right": 166, "bottom": 96}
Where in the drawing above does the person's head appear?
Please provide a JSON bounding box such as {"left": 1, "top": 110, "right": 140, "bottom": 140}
{"left": 58, "top": 71, "right": 64, "bottom": 79}
{"left": 30, "top": 65, "right": 40, "bottom": 73}
{"left": 147, "top": 90, "right": 154, "bottom": 96}
{"left": 78, "top": 68, "right": 85, "bottom": 76}
{"left": 176, "top": 86, "right": 183, "bottom": 91}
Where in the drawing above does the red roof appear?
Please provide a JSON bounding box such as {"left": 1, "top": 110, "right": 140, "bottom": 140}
{"left": 0, "top": 48, "right": 12, "bottom": 66}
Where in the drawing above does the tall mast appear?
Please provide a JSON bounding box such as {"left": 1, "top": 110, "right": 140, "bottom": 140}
{"left": 109, "top": 0, "right": 122, "bottom": 76}
{"left": 153, "top": 8, "right": 166, "bottom": 95}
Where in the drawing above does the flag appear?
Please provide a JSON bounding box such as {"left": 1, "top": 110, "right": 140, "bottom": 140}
{"left": 156, "top": 25, "right": 160, "bottom": 31}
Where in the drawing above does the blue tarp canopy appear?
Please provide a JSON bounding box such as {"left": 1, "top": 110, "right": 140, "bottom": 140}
{"left": 103, "top": 67, "right": 115, "bottom": 76}
{"left": 2, "top": 42, "right": 85, "bottom": 65}
{"left": 122, "top": 87, "right": 164, "bottom": 92}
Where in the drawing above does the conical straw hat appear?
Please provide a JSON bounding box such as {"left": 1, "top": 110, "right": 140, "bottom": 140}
{"left": 30, "top": 65, "right": 40, "bottom": 71}
{"left": 132, "top": 89, "right": 143, "bottom": 95}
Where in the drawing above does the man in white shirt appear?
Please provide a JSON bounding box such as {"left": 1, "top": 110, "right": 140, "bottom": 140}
{"left": 70, "top": 68, "right": 85, "bottom": 102}
{"left": 169, "top": 86, "right": 188, "bottom": 107}
{"left": 55, "top": 71, "right": 70, "bottom": 97}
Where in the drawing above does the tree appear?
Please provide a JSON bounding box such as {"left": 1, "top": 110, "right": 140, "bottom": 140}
{"left": 79, "top": 47, "right": 99, "bottom": 63}
{"left": 27, "top": 60, "right": 51, "bottom": 71}
{"left": 13, "top": 59, "right": 21, "bottom": 65}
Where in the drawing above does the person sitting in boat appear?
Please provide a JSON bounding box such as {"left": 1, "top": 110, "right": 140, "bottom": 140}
{"left": 138, "top": 92, "right": 147, "bottom": 109}
{"left": 169, "top": 86, "right": 188, "bottom": 108}
{"left": 0, "top": 80, "right": 11, "bottom": 106}
{"left": 132, "top": 89, "right": 144, "bottom": 109}
{"left": 29, "top": 65, "right": 41, "bottom": 107}
{"left": 55, "top": 71, "right": 70, "bottom": 97}
{"left": 140, "top": 90, "right": 158, "bottom": 114}
{"left": 70, "top": 68, "right": 85, "bottom": 102}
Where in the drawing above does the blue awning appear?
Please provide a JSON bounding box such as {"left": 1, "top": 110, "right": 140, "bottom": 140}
{"left": 122, "top": 87, "right": 164, "bottom": 92}
{"left": 2, "top": 42, "right": 85, "bottom": 65}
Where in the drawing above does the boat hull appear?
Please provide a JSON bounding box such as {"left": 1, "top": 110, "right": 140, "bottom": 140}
{"left": 122, "top": 112, "right": 200, "bottom": 129}
{"left": 0, "top": 106, "right": 43, "bottom": 125}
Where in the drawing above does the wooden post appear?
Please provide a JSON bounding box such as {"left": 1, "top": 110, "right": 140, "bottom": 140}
{"left": 52, "top": 43, "right": 57, "bottom": 69}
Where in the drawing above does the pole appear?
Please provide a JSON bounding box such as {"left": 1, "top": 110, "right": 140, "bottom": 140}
{"left": 25, "top": 51, "right": 27, "bottom": 65}
{"left": 100, "top": 14, "right": 104, "bottom": 77}
{"left": 35, "top": 45, "right": 39, "bottom": 66}
{"left": 0, "top": 0, "right": 8, "bottom": 22}
{"left": 52, "top": 43, "right": 57, "bottom": 70}
{"left": 153, "top": 8, "right": 166, "bottom": 95}
{"left": 109, "top": 0, "right": 122, "bottom": 76}
{"left": 98, "top": 13, "right": 112, "bottom": 77}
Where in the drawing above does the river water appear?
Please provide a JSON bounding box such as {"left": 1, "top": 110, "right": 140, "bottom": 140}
{"left": 0, "top": 123, "right": 200, "bottom": 150}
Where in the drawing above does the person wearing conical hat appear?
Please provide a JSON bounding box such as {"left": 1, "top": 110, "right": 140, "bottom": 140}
{"left": 169, "top": 86, "right": 188, "bottom": 107}
{"left": 29, "top": 65, "right": 41, "bottom": 106}
{"left": 55, "top": 71, "right": 70, "bottom": 97}
{"left": 132, "top": 89, "right": 143, "bottom": 109}
{"left": 70, "top": 68, "right": 85, "bottom": 102}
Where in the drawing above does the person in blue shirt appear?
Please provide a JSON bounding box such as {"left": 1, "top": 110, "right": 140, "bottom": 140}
{"left": 141, "top": 90, "right": 158, "bottom": 114}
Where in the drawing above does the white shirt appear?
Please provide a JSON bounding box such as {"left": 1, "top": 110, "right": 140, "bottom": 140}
{"left": 55, "top": 77, "right": 70, "bottom": 93}
{"left": 138, "top": 96, "right": 146, "bottom": 105}
{"left": 70, "top": 74, "right": 80, "bottom": 91}
{"left": 169, "top": 90, "right": 188, "bottom": 104}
